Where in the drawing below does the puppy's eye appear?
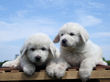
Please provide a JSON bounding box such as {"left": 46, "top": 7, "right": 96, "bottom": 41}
{"left": 61, "top": 34, "right": 64, "bottom": 36}
{"left": 41, "top": 47, "right": 46, "bottom": 51}
{"left": 70, "top": 33, "right": 75, "bottom": 36}
{"left": 30, "top": 48, "right": 35, "bottom": 51}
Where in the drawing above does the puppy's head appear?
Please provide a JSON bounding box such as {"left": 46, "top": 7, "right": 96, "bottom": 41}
{"left": 20, "top": 33, "right": 57, "bottom": 65}
{"left": 54, "top": 23, "right": 89, "bottom": 48}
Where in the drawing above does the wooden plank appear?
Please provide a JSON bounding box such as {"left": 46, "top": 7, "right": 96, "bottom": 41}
{"left": 11, "top": 70, "right": 19, "bottom": 73}
{"left": 0, "top": 70, "right": 110, "bottom": 81}
{"left": 96, "top": 66, "right": 105, "bottom": 70}
{"left": 100, "top": 79, "right": 110, "bottom": 82}
{"left": 0, "top": 70, "right": 5, "bottom": 73}
{"left": 68, "top": 69, "right": 77, "bottom": 71}
{"left": 0, "top": 72, "right": 51, "bottom": 81}
{"left": 63, "top": 70, "right": 110, "bottom": 79}
{"left": 62, "top": 70, "right": 79, "bottom": 79}
{"left": 90, "top": 70, "right": 110, "bottom": 79}
{"left": 0, "top": 66, "right": 110, "bottom": 81}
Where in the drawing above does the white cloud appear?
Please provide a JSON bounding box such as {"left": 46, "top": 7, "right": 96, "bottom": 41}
{"left": 26, "top": 0, "right": 67, "bottom": 9}
{"left": 16, "top": 10, "right": 29, "bottom": 18}
{"left": 73, "top": 1, "right": 105, "bottom": 27}
{"left": 88, "top": 1, "right": 105, "bottom": 9}
{"left": 73, "top": 0, "right": 105, "bottom": 10}
{"left": 75, "top": 9, "right": 102, "bottom": 27}
{"left": 32, "top": 0, "right": 105, "bottom": 10}
{"left": 79, "top": 15, "right": 102, "bottom": 27}
{"left": 91, "top": 32, "right": 110, "bottom": 38}
{"left": 0, "top": 17, "right": 58, "bottom": 42}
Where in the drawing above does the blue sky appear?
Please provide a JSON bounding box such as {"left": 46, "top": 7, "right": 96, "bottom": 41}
{"left": 0, "top": 0, "right": 110, "bottom": 61}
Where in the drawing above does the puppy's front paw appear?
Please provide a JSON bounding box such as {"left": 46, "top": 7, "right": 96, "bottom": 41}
{"left": 79, "top": 68, "right": 92, "bottom": 81}
{"left": 46, "top": 64, "right": 66, "bottom": 79}
{"left": 54, "top": 65, "right": 66, "bottom": 79}
{"left": 46, "top": 64, "right": 56, "bottom": 78}
{"left": 23, "top": 67, "right": 35, "bottom": 76}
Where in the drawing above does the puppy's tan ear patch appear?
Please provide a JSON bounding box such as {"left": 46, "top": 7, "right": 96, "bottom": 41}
{"left": 53, "top": 34, "right": 60, "bottom": 43}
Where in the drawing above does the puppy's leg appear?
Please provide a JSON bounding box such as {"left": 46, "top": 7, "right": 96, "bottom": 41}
{"left": 22, "top": 63, "right": 36, "bottom": 76}
{"left": 54, "top": 62, "right": 69, "bottom": 79}
{"left": 98, "top": 59, "right": 108, "bottom": 66}
{"left": 46, "top": 61, "right": 57, "bottom": 78}
{"left": 79, "top": 58, "right": 96, "bottom": 82}
{"left": 46, "top": 58, "right": 69, "bottom": 79}
{"left": 20, "top": 56, "right": 36, "bottom": 76}
{"left": 2, "top": 56, "right": 20, "bottom": 68}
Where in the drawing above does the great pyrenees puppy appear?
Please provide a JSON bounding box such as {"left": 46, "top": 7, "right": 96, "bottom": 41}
{"left": 2, "top": 33, "right": 59, "bottom": 76}
{"left": 47, "top": 23, "right": 107, "bottom": 81}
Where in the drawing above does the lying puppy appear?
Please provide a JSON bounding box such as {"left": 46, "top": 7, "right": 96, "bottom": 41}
{"left": 47, "top": 23, "right": 107, "bottom": 81}
{"left": 2, "top": 33, "right": 59, "bottom": 76}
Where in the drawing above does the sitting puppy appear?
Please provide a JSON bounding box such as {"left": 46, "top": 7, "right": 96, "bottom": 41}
{"left": 2, "top": 33, "right": 59, "bottom": 76}
{"left": 47, "top": 23, "right": 107, "bottom": 81}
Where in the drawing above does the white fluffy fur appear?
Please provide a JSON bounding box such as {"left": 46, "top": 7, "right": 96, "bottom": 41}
{"left": 47, "top": 23, "right": 107, "bottom": 81}
{"left": 2, "top": 56, "right": 20, "bottom": 68}
{"left": 2, "top": 33, "right": 59, "bottom": 76}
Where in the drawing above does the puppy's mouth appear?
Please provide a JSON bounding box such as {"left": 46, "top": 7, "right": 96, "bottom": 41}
{"left": 35, "top": 59, "right": 43, "bottom": 65}
{"left": 61, "top": 43, "right": 68, "bottom": 47}
{"left": 35, "top": 62, "right": 43, "bottom": 66}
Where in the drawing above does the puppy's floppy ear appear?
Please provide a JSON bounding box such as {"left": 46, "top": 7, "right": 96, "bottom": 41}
{"left": 80, "top": 27, "right": 89, "bottom": 43}
{"left": 20, "top": 43, "right": 28, "bottom": 57}
{"left": 53, "top": 34, "right": 60, "bottom": 43}
{"left": 49, "top": 42, "right": 59, "bottom": 58}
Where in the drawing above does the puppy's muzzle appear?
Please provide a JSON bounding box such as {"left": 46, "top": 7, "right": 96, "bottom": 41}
{"left": 35, "top": 56, "right": 41, "bottom": 62}
{"left": 61, "top": 39, "right": 68, "bottom": 47}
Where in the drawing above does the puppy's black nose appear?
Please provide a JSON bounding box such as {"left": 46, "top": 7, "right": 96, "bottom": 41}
{"left": 62, "top": 39, "right": 67, "bottom": 44}
{"left": 35, "top": 56, "right": 41, "bottom": 61}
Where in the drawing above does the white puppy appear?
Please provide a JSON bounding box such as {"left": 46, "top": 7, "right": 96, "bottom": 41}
{"left": 47, "top": 23, "right": 107, "bottom": 81}
{"left": 2, "top": 33, "right": 59, "bottom": 76}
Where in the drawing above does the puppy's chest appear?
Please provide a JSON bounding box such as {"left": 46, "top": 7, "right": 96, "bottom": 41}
{"left": 62, "top": 51, "right": 84, "bottom": 66}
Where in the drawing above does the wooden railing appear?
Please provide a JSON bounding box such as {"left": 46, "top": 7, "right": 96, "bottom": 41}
{"left": 0, "top": 65, "right": 110, "bottom": 82}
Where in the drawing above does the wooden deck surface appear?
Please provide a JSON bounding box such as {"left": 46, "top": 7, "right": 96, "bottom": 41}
{"left": 0, "top": 65, "right": 110, "bottom": 81}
